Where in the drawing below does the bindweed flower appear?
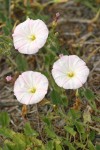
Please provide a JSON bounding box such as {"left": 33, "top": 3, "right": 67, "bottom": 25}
{"left": 12, "top": 18, "right": 49, "bottom": 54}
{"left": 14, "top": 71, "right": 48, "bottom": 105}
{"left": 52, "top": 55, "right": 89, "bottom": 89}
{"left": 6, "top": 75, "right": 12, "bottom": 82}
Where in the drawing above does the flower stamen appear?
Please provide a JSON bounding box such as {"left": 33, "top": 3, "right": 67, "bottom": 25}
{"left": 28, "top": 35, "right": 36, "bottom": 41}
{"left": 67, "top": 72, "right": 74, "bottom": 78}
{"left": 28, "top": 87, "right": 36, "bottom": 93}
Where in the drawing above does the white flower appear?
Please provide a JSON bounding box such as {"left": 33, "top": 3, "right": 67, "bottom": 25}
{"left": 12, "top": 18, "right": 49, "bottom": 54}
{"left": 14, "top": 71, "right": 48, "bottom": 105}
{"left": 52, "top": 55, "right": 89, "bottom": 89}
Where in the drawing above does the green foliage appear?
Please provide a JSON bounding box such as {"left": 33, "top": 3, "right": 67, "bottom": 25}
{"left": 45, "top": 126, "right": 57, "bottom": 139}
{"left": 0, "top": 123, "right": 44, "bottom": 149}
{"left": 55, "top": 141, "right": 62, "bottom": 150}
{"left": 89, "top": 131, "right": 96, "bottom": 141}
{"left": 64, "top": 126, "right": 76, "bottom": 137}
{"left": 96, "top": 144, "right": 100, "bottom": 150}
{"left": 24, "top": 122, "right": 39, "bottom": 137}
{"left": 83, "top": 107, "right": 92, "bottom": 123}
{"left": 16, "top": 54, "right": 28, "bottom": 72}
{"left": 88, "top": 140, "right": 95, "bottom": 150}
{"left": 45, "top": 53, "right": 55, "bottom": 67}
{"left": 51, "top": 89, "right": 62, "bottom": 105}
{"left": 0, "top": 128, "right": 15, "bottom": 138}
{"left": 84, "top": 88, "right": 95, "bottom": 100}
{"left": 44, "top": 117, "right": 57, "bottom": 139}
{"left": 64, "top": 140, "right": 76, "bottom": 150}
{"left": 68, "top": 109, "right": 81, "bottom": 121}
{"left": 50, "top": 89, "right": 68, "bottom": 106}
{"left": 0, "top": 112, "right": 10, "bottom": 127}
{"left": 84, "top": 88, "right": 97, "bottom": 110}
{"left": 75, "top": 121, "right": 85, "bottom": 134}
{"left": 46, "top": 141, "right": 54, "bottom": 150}
{"left": 0, "top": 35, "right": 13, "bottom": 56}
{"left": 0, "top": 94, "right": 98, "bottom": 149}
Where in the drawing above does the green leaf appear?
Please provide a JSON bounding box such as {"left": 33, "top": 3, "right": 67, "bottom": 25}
{"left": 84, "top": 88, "right": 96, "bottom": 110}
{"left": 43, "top": 117, "right": 57, "bottom": 139}
{"left": 5, "top": 0, "right": 10, "bottom": 12}
{"left": 81, "top": 132, "right": 87, "bottom": 142}
{"left": 45, "top": 53, "right": 55, "bottom": 66}
{"left": 64, "top": 126, "right": 76, "bottom": 136}
{"left": 24, "top": 122, "right": 38, "bottom": 137}
{"left": 16, "top": 54, "right": 28, "bottom": 72}
{"left": 0, "top": 112, "right": 10, "bottom": 127}
{"left": 63, "top": 140, "right": 76, "bottom": 150}
{"left": 55, "top": 143, "right": 62, "bottom": 150}
{"left": 12, "top": 133, "right": 26, "bottom": 150}
{"left": 50, "top": 90, "right": 62, "bottom": 105}
{"left": 0, "top": 35, "right": 13, "bottom": 55}
{"left": 46, "top": 141, "right": 54, "bottom": 150}
{"left": 3, "top": 140, "right": 15, "bottom": 150}
{"left": 83, "top": 107, "right": 92, "bottom": 124}
{"left": 8, "top": 133, "right": 31, "bottom": 150}
{"left": 61, "top": 95, "right": 68, "bottom": 107}
{"left": 84, "top": 89, "right": 95, "bottom": 100}
{"left": 43, "top": 117, "right": 51, "bottom": 126}
{"left": 68, "top": 109, "right": 81, "bottom": 120}
{"left": 75, "top": 142, "right": 85, "bottom": 149}
{"left": 92, "top": 116, "right": 100, "bottom": 122}
{"left": 96, "top": 144, "right": 100, "bottom": 150}
{"left": 75, "top": 121, "right": 85, "bottom": 134}
{"left": 88, "top": 140, "right": 95, "bottom": 150}
{"left": 45, "top": 126, "right": 57, "bottom": 139}
{"left": 31, "top": 137, "right": 45, "bottom": 149}
{"left": 89, "top": 131, "right": 96, "bottom": 141}
{"left": 0, "top": 127, "right": 15, "bottom": 138}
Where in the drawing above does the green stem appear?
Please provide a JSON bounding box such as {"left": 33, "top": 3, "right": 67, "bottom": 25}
{"left": 76, "top": 89, "right": 79, "bottom": 97}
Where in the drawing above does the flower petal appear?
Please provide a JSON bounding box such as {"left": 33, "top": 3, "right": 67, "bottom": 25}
{"left": 14, "top": 71, "right": 48, "bottom": 105}
{"left": 52, "top": 55, "right": 89, "bottom": 89}
{"left": 12, "top": 18, "right": 49, "bottom": 54}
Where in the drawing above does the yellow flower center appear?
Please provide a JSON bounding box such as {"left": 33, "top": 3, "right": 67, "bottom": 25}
{"left": 67, "top": 72, "right": 74, "bottom": 78}
{"left": 28, "top": 87, "right": 36, "bottom": 93}
{"left": 28, "top": 35, "right": 36, "bottom": 41}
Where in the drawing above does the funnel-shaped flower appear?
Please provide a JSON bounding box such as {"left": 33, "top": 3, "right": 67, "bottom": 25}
{"left": 14, "top": 71, "right": 48, "bottom": 105}
{"left": 12, "top": 18, "right": 49, "bottom": 54}
{"left": 52, "top": 55, "right": 89, "bottom": 89}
